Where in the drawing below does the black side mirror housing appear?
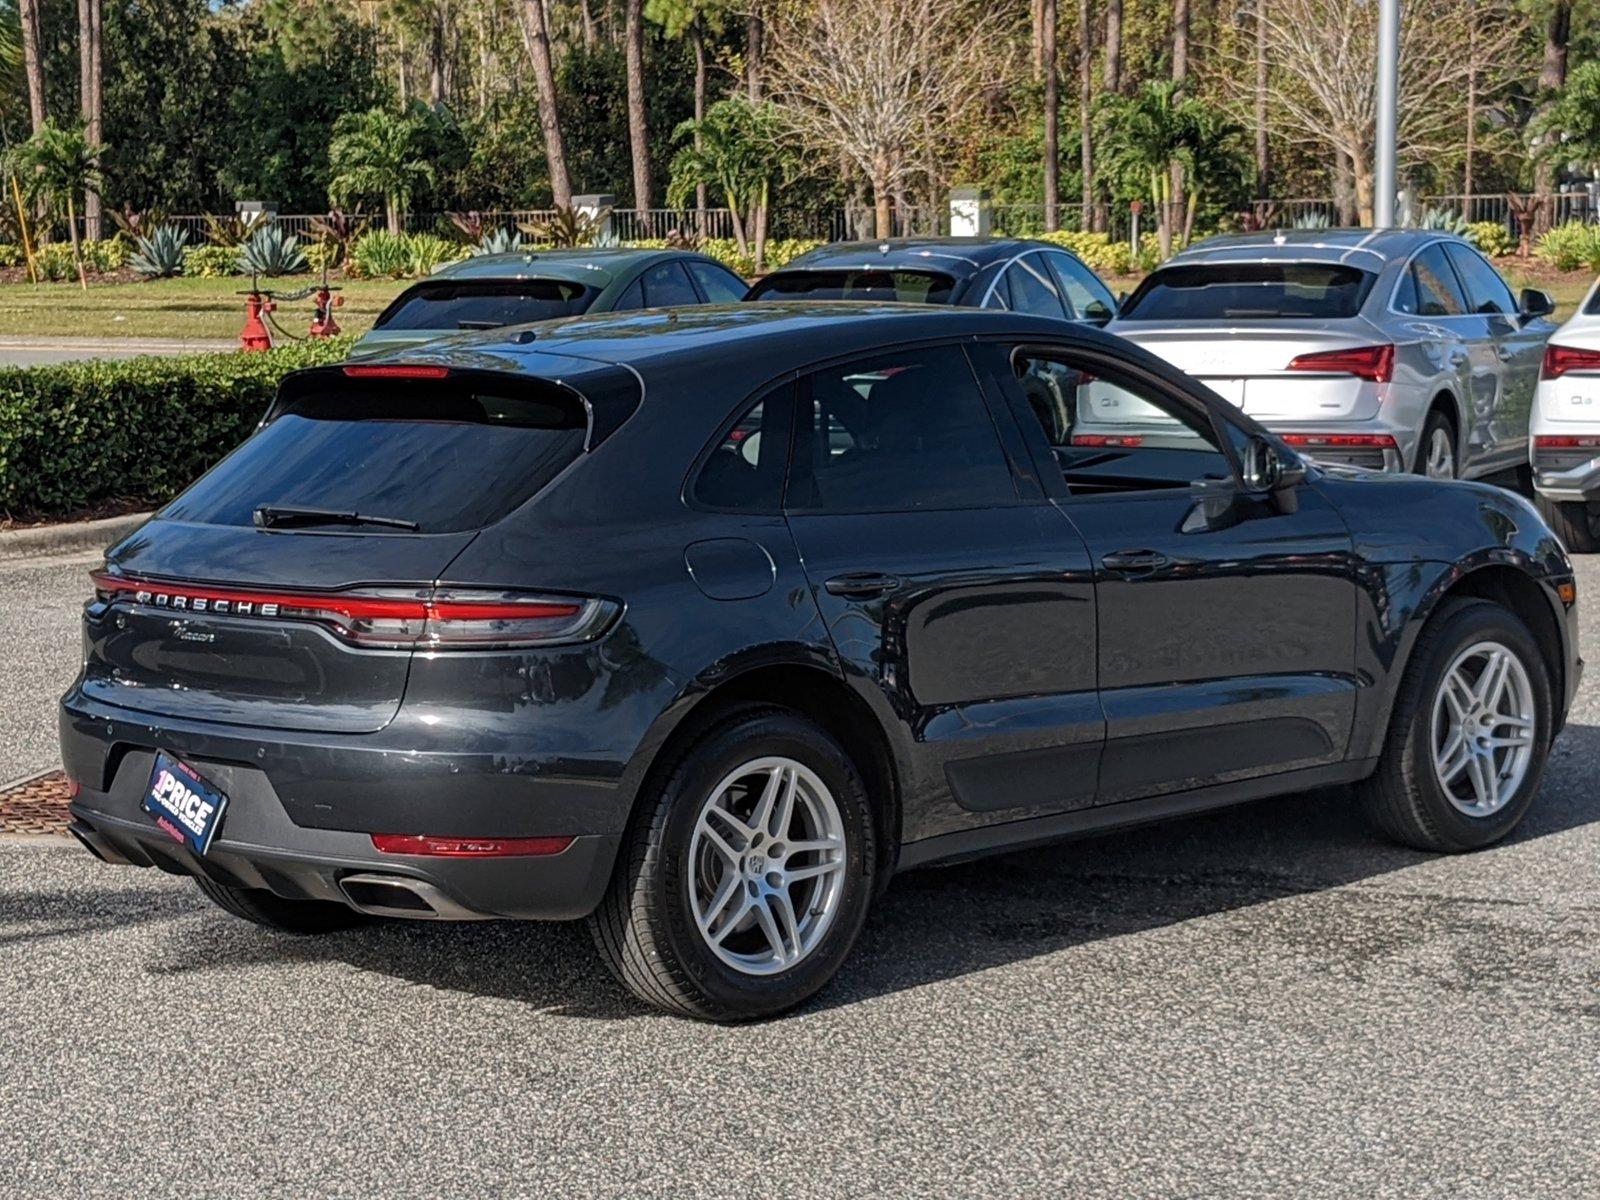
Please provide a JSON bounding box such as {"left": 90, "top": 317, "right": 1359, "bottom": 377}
{"left": 1519, "top": 288, "right": 1556, "bottom": 321}
{"left": 1241, "top": 436, "right": 1306, "bottom": 512}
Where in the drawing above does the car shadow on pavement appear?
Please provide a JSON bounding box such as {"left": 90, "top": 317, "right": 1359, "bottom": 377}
{"left": 144, "top": 722, "right": 1600, "bottom": 1021}
{"left": 0, "top": 886, "right": 196, "bottom": 949}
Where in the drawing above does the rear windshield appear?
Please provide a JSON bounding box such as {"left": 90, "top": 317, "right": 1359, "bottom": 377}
{"left": 162, "top": 381, "right": 587, "bottom": 534}
{"left": 1119, "top": 263, "right": 1376, "bottom": 321}
{"left": 374, "top": 279, "right": 598, "bottom": 331}
{"left": 748, "top": 269, "right": 956, "bottom": 303}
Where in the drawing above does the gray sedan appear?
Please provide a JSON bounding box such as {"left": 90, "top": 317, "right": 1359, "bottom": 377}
{"left": 1091, "top": 229, "right": 1556, "bottom": 479}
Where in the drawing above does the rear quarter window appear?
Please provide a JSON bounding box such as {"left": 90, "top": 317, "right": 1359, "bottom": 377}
{"left": 1120, "top": 263, "right": 1376, "bottom": 320}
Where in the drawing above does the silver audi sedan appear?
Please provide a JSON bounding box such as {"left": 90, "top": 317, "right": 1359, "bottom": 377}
{"left": 1094, "top": 229, "right": 1557, "bottom": 479}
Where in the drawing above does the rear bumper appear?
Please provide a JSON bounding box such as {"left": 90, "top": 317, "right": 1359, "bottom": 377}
{"left": 1530, "top": 449, "right": 1600, "bottom": 502}
{"left": 59, "top": 690, "right": 626, "bottom": 920}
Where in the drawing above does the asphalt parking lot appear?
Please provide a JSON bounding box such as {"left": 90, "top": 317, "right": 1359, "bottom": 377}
{"left": 2, "top": 551, "right": 1597, "bottom": 1198}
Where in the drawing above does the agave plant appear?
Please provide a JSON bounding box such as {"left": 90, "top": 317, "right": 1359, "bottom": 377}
{"left": 129, "top": 224, "right": 189, "bottom": 278}
{"left": 204, "top": 211, "right": 269, "bottom": 248}
{"left": 236, "top": 225, "right": 307, "bottom": 276}
{"left": 1416, "top": 206, "right": 1471, "bottom": 237}
{"left": 518, "top": 204, "right": 613, "bottom": 248}
{"left": 1291, "top": 210, "right": 1332, "bottom": 229}
{"left": 473, "top": 227, "right": 523, "bottom": 256}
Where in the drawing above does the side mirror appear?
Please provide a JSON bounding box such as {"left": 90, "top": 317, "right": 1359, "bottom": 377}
{"left": 1519, "top": 288, "right": 1556, "bottom": 320}
{"left": 1241, "top": 436, "right": 1307, "bottom": 507}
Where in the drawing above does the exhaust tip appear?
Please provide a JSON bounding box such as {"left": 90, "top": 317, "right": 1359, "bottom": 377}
{"left": 338, "top": 873, "right": 487, "bottom": 921}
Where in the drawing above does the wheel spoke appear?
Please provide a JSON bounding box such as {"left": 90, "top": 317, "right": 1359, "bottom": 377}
{"left": 1464, "top": 750, "right": 1498, "bottom": 811}
{"left": 785, "top": 837, "right": 844, "bottom": 856}
{"left": 750, "top": 766, "right": 786, "bottom": 836}
{"left": 770, "top": 769, "right": 800, "bottom": 838}
{"left": 1442, "top": 671, "right": 1474, "bottom": 721}
{"left": 696, "top": 819, "right": 744, "bottom": 870}
{"left": 698, "top": 872, "right": 743, "bottom": 936}
{"left": 703, "top": 803, "right": 755, "bottom": 849}
{"left": 750, "top": 896, "right": 789, "bottom": 962}
{"left": 769, "top": 889, "right": 802, "bottom": 959}
{"left": 1437, "top": 736, "right": 1472, "bottom": 783}
{"left": 1472, "top": 651, "right": 1507, "bottom": 709}
{"left": 707, "top": 896, "right": 752, "bottom": 945}
{"left": 1485, "top": 731, "right": 1532, "bottom": 749}
{"left": 1488, "top": 712, "right": 1534, "bottom": 731}
{"left": 784, "top": 859, "right": 843, "bottom": 884}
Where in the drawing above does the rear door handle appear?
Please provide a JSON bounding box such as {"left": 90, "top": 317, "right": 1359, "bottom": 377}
{"left": 824, "top": 572, "right": 902, "bottom": 598}
{"left": 1101, "top": 549, "right": 1170, "bottom": 574}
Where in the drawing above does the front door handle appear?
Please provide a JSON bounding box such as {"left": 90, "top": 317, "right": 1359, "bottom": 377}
{"left": 1101, "top": 549, "right": 1170, "bottom": 574}
{"left": 824, "top": 572, "right": 902, "bottom": 598}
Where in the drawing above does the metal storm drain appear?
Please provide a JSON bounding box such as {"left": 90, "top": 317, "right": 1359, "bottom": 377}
{"left": 0, "top": 771, "right": 72, "bottom": 836}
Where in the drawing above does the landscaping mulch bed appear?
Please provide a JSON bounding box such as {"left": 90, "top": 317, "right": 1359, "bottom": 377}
{"left": 0, "top": 770, "right": 72, "bottom": 836}
{"left": 0, "top": 496, "right": 149, "bottom": 532}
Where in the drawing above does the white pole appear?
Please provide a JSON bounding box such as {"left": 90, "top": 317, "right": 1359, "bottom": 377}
{"left": 1373, "top": 0, "right": 1399, "bottom": 227}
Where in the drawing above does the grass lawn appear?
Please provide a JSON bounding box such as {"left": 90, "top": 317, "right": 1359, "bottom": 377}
{"left": 0, "top": 264, "right": 1588, "bottom": 343}
{"left": 0, "top": 276, "right": 409, "bottom": 341}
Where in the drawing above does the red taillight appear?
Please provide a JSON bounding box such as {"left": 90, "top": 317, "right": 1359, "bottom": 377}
{"left": 89, "top": 573, "right": 613, "bottom": 650}
{"left": 370, "top": 834, "right": 574, "bottom": 857}
{"left": 1070, "top": 433, "right": 1145, "bottom": 447}
{"left": 1541, "top": 344, "right": 1600, "bottom": 379}
{"left": 1278, "top": 433, "right": 1398, "bottom": 450}
{"left": 65, "top": 776, "right": 82, "bottom": 800}
{"left": 1287, "top": 344, "right": 1394, "bottom": 383}
{"left": 1534, "top": 435, "right": 1600, "bottom": 449}
{"left": 341, "top": 364, "right": 451, "bottom": 379}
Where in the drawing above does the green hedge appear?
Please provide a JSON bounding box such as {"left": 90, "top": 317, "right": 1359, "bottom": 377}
{"left": 0, "top": 338, "right": 353, "bottom": 518}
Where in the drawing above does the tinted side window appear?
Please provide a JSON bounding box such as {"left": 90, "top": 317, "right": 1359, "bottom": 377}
{"left": 611, "top": 278, "right": 645, "bottom": 310}
{"left": 1004, "top": 255, "right": 1069, "bottom": 319}
{"left": 789, "top": 346, "right": 1019, "bottom": 512}
{"left": 1444, "top": 244, "right": 1516, "bottom": 315}
{"left": 640, "top": 261, "right": 701, "bottom": 307}
{"left": 1410, "top": 245, "right": 1467, "bottom": 316}
{"left": 693, "top": 388, "right": 791, "bottom": 511}
{"left": 1044, "top": 252, "right": 1117, "bottom": 321}
{"left": 687, "top": 259, "right": 748, "bottom": 303}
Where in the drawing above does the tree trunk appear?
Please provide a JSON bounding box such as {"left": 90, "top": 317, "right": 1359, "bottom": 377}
{"left": 1169, "top": 0, "right": 1188, "bottom": 247}
{"left": 429, "top": 3, "right": 446, "bottom": 105}
{"left": 78, "top": 0, "right": 103, "bottom": 241}
{"left": 1078, "top": 0, "right": 1094, "bottom": 232}
{"left": 1333, "top": 148, "right": 1355, "bottom": 226}
{"left": 872, "top": 161, "right": 891, "bottom": 239}
{"left": 579, "top": 0, "right": 597, "bottom": 48}
{"left": 1352, "top": 150, "right": 1375, "bottom": 227}
{"left": 1532, "top": 0, "right": 1571, "bottom": 232}
{"left": 624, "top": 0, "right": 652, "bottom": 215}
{"left": 387, "top": 197, "right": 402, "bottom": 236}
{"left": 746, "top": 4, "right": 764, "bottom": 101}
{"left": 518, "top": 0, "right": 573, "bottom": 208}
{"left": 397, "top": 25, "right": 409, "bottom": 106}
{"left": 18, "top": 0, "right": 45, "bottom": 134}
{"left": 67, "top": 193, "right": 86, "bottom": 289}
{"left": 1253, "top": 0, "right": 1268, "bottom": 198}
{"left": 1102, "top": 0, "right": 1121, "bottom": 93}
{"left": 1042, "top": 0, "right": 1058, "bottom": 231}
{"left": 1031, "top": 0, "right": 1044, "bottom": 80}
{"left": 1464, "top": 0, "right": 1476, "bottom": 210}
{"left": 692, "top": 19, "right": 708, "bottom": 227}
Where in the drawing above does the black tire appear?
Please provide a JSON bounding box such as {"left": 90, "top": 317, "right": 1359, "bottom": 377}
{"left": 588, "top": 706, "right": 877, "bottom": 1021}
{"left": 195, "top": 877, "right": 370, "bottom": 934}
{"left": 1359, "top": 599, "right": 1553, "bottom": 853}
{"left": 1534, "top": 493, "right": 1600, "bottom": 554}
{"left": 1415, "top": 409, "right": 1458, "bottom": 479}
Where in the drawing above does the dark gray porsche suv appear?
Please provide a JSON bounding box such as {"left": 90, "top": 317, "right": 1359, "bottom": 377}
{"left": 62, "top": 304, "right": 1581, "bottom": 1020}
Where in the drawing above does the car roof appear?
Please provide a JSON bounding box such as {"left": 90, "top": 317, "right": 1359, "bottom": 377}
{"left": 1167, "top": 227, "right": 1466, "bottom": 269}
{"left": 429, "top": 246, "right": 685, "bottom": 285}
{"left": 770, "top": 237, "right": 1047, "bottom": 278}
{"left": 357, "top": 301, "right": 1115, "bottom": 378}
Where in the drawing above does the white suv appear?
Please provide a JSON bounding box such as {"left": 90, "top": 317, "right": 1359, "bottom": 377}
{"left": 1530, "top": 276, "right": 1600, "bottom": 551}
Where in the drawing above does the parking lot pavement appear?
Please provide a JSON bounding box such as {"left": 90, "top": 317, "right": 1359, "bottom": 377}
{"left": 2, "top": 552, "right": 1597, "bottom": 1198}
{"left": 0, "top": 551, "right": 96, "bottom": 783}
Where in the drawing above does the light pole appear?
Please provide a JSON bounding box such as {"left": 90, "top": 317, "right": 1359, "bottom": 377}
{"left": 1373, "top": 0, "right": 1399, "bottom": 226}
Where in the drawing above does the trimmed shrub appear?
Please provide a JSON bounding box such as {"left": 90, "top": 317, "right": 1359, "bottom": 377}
{"left": 0, "top": 338, "right": 354, "bottom": 518}
{"left": 183, "top": 244, "right": 240, "bottom": 278}
{"left": 1466, "top": 221, "right": 1516, "bottom": 259}
{"left": 406, "top": 232, "right": 461, "bottom": 275}
{"left": 0, "top": 244, "right": 22, "bottom": 269}
{"left": 303, "top": 240, "right": 340, "bottom": 274}
{"left": 1535, "top": 222, "right": 1600, "bottom": 272}
{"left": 1033, "top": 230, "right": 1135, "bottom": 275}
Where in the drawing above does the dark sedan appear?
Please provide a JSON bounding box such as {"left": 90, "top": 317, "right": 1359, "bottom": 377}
{"left": 748, "top": 237, "right": 1119, "bottom": 324}
{"left": 62, "top": 304, "right": 1580, "bottom": 1020}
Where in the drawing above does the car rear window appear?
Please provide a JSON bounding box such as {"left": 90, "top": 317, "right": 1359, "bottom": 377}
{"left": 747, "top": 269, "right": 955, "bottom": 303}
{"left": 374, "top": 279, "right": 598, "bottom": 331}
{"left": 1118, "top": 263, "right": 1376, "bottom": 321}
{"left": 162, "top": 379, "right": 589, "bottom": 534}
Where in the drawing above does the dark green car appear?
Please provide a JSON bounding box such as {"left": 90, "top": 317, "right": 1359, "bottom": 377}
{"left": 352, "top": 247, "right": 749, "bottom": 355}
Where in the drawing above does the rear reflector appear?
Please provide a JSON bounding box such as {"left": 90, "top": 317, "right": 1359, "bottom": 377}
{"left": 1541, "top": 344, "right": 1600, "bottom": 380}
{"left": 1070, "top": 433, "right": 1145, "bottom": 447}
{"left": 370, "top": 834, "right": 574, "bottom": 857}
{"left": 341, "top": 364, "right": 452, "bottom": 379}
{"left": 90, "top": 572, "right": 615, "bottom": 650}
{"left": 1287, "top": 344, "right": 1394, "bottom": 383}
{"left": 1534, "top": 435, "right": 1600, "bottom": 449}
{"left": 1278, "top": 433, "right": 1398, "bottom": 450}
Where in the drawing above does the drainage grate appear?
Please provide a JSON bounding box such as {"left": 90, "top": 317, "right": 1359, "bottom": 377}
{"left": 0, "top": 770, "right": 72, "bottom": 836}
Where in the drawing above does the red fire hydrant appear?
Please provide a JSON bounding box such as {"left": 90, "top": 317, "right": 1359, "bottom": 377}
{"left": 309, "top": 285, "right": 344, "bottom": 339}
{"left": 239, "top": 289, "right": 274, "bottom": 352}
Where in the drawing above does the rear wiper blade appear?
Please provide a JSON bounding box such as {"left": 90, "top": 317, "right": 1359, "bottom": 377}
{"left": 457, "top": 319, "right": 503, "bottom": 330}
{"left": 253, "top": 505, "right": 419, "bottom": 532}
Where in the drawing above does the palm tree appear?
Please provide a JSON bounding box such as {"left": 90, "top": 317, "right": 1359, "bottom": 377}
{"left": 78, "top": 0, "right": 104, "bottom": 240}
{"left": 1095, "top": 80, "right": 1216, "bottom": 258}
{"left": 667, "top": 98, "right": 793, "bottom": 268}
{"left": 646, "top": 0, "right": 730, "bottom": 225}
{"left": 4, "top": 121, "right": 102, "bottom": 288}
{"left": 327, "top": 107, "right": 435, "bottom": 235}
{"left": 1041, "top": 0, "right": 1058, "bottom": 231}
{"left": 624, "top": 0, "right": 652, "bottom": 217}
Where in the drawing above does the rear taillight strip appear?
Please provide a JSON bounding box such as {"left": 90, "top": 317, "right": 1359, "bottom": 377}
{"left": 1278, "top": 433, "right": 1398, "bottom": 450}
{"left": 1542, "top": 344, "right": 1600, "bottom": 380}
{"left": 371, "top": 833, "right": 574, "bottom": 857}
{"left": 89, "top": 572, "right": 615, "bottom": 650}
{"left": 1286, "top": 344, "right": 1395, "bottom": 383}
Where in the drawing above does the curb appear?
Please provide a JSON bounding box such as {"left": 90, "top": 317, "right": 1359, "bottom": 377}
{"left": 0, "top": 511, "right": 151, "bottom": 561}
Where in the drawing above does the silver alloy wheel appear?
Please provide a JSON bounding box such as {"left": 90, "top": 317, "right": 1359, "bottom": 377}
{"left": 1424, "top": 426, "right": 1456, "bottom": 479}
{"left": 687, "top": 756, "right": 848, "bottom": 976}
{"left": 1430, "top": 640, "right": 1537, "bottom": 817}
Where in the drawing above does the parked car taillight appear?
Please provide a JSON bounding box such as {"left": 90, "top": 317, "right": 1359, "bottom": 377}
{"left": 1286, "top": 344, "right": 1394, "bottom": 383}
{"left": 89, "top": 573, "right": 618, "bottom": 650}
{"left": 1534, "top": 435, "right": 1600, "bottom": 450}
{"left": 1541, "top": 344, "right": 1600, "bottom": 380}
{"left": 1070, "top": 433, "right": 1144, "bottom": 447}
{"left": 1277, "top": 433, "right": 1399, "bottom": 451}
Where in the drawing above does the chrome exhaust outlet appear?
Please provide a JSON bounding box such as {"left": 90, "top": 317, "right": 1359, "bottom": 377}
{"left": 338, "top": 873, "right": 489, "bottom": 921}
